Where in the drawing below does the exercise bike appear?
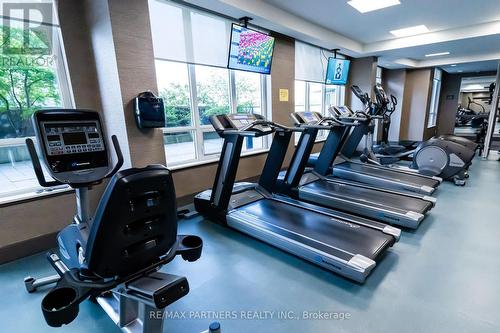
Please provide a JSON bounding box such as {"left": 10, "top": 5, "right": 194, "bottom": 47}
{"left": 23, "top": 109, "right": 206, "bottom": 332}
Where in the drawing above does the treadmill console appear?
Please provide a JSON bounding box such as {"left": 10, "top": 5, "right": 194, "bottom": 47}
{"left": 33, "top": 110, "right": 110, "bottom": 183}
{"left": 291, "top": 111, "right": 322, "bottom": 125}
{"left": 331, "top": 106, "right": 354, "bottom": 117}
{"left": 210, "top": 113, "right": 273, "bottom": 134}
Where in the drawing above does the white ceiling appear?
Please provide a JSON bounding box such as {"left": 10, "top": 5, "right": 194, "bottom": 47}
{"left": 186, "top": 0, "right": 500, "bottom": 72}
{"left": 265, "top": 0, "right": 500, "bottom": 44}
{"left": 432, "top": 60, "right": 498, "bottom": 74}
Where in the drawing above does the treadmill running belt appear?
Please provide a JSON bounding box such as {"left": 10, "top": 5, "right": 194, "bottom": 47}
{"left": 302, "top": 180, "right": 432, "bottom": 214}
{"left": 335, "top": 162, "right": 440, "bottom": 188}
{"left": 236, "top": 199, "right": 394, "bottom": 260}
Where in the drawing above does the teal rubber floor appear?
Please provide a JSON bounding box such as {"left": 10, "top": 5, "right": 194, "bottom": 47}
{"left": 1, "top": 160, "right": 499, "bottom": 333}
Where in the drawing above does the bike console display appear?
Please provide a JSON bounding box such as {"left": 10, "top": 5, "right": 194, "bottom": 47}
{"left": 32, "top": 110, "right": 110, "bottom": 184}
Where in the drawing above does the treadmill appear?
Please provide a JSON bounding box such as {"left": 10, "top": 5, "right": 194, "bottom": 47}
{"left": 194, "top": 113, "right": 400, "bottom": 283}
{"left": 275, "top": 111, "right": 435, "bottom": 229}
{"left": 309, "top": 102, "right": 441, "bottom": 195}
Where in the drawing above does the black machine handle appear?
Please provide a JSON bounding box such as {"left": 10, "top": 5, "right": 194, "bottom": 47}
{"left": 354, "top": 110, "right": 371, "bottom": 119}
{"left": 26, "top": 138, "right": 63, "bottom": 188}
{"left": 240, "top": 119, "right": 293, "bottom": 132}
{"left": 237, "top": 119, "right": 294, "bottom": 135}
{"left": 239, "top": 119, "right": 268, "bottom": 132}
{"left": 319, "top": 116, "right": 359, "bottom": 127}
{"left": 105, "top": 135, "right": 124, "bottom": 179}
{"left": 383, "top": 94, "right": 398, "bottom": 116}
{"left": 351, "top": 85, "right": 370, "bottom": 105}
{"left": 391, "top": 94, "right": 398, "bottom": 108}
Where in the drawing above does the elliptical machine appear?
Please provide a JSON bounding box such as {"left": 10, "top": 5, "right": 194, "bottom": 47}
{"left": 352, "top": 85, "right": 475, "bottom": 186}
{"left": 410, "top": 137, "right": 474, "bottom": 186}
{"left": 24, "top": 109, "right": 204, "bottom": 332}
{"left": 372, "top": 84, "right": 417, "bottom": 156}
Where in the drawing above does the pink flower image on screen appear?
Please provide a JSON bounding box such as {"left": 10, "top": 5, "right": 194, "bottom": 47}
{"left": 237, "top": 30, "right": 274, "bottom": 69}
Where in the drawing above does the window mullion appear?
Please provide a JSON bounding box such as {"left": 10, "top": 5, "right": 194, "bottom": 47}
{"left": 54, "top": 28, "right": 74, "bottom": 108}
{"left": 322, "top": 84, "right": 326, "bottom": 115}
{"left": 188, "top": 64, "right": 203, "bottom": 159}
{"left": 305, "top": 82, "right": 310, "bottom": 112}
{"left": 260, "top": 74, "right": 269, "bottom": 148}
{"left": 229, "top": 70, "right": 237, "bottom": 113}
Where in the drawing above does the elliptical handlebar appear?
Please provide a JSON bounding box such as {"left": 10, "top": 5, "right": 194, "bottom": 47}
{"left": 391, "top": 94, "right": 398, "bottom": 108}
{"left": 351, "top": 85, "right": 370, "bottom": 106}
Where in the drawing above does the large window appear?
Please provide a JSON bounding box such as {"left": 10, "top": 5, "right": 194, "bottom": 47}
{"left": 0, "top": 4, "right": 74, "bottom": 203}
{"left": 150, "top": 0, "right": 270, "bottom": 167}
{"left": 428, "top": 68, "right": 442, "bottom": 128}
{"left": 294, "top": 41, "right": 346, "bottom": 143}
{"left": 294, "top": 80, "right": 344, "bottom": 142}
{"left": 156, "top": 61, "right": 269, "bottom": 166}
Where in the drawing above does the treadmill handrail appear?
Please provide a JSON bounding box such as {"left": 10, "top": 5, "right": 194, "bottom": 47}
{"left": 295, "top": 117, "right": 359, "bottom": 130}
{"left": 238, "top": 120, "right": 294, "bottom": 132}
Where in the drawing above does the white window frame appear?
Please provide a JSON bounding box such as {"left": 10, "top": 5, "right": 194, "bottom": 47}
{"left": 0, "top": 11, "right": 75, "bottom": 204}
{"left": 376, "top": 66, "right": 383, "bottom": 85}
{"left": 150, "top": 1, "right": 271, "bottom": 168}
{"left": 157, "top": 60, "right": 270, "bottom": 169}
{"left": 294, "top": 80, "right": 345, "bottom": 144}
{"left": 427, "top": 68, "right": 442, "bottom": 128}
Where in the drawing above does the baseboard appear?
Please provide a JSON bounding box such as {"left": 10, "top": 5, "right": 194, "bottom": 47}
{"left": 0, "top": 232, "right": 57, "bottom": 264}
{"left": 0, "top": 175, "right": 263, "bottom": 264}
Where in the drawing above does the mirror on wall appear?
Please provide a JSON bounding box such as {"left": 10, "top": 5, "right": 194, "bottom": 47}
{"left": 453, "top": 74, "right": 499, "bottom": 152}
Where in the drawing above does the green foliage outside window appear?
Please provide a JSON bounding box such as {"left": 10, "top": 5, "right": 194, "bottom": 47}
{"left": 0, "top": 26, "right": 61, "bottom": 139}
{"left": 159, "top": 71, "right": 258, "bottom": 127}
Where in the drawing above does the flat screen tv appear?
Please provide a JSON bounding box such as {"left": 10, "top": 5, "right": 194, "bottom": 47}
{"left": 325, "top": 58, "right": 351, "bottom": 85}
{"left": 228, "top": 24, "right": 275, "bottom": 74}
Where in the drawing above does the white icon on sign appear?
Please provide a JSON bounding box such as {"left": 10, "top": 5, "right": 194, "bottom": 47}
{"left": 335, "top": 62, "right": 344, "bottom": 80}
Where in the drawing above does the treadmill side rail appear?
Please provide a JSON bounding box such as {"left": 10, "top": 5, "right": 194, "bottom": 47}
{"left": 421, "top": 185, "right": 435, "bottom": 194}
{"left": 432, "top": 176, "right": 443, "bottom": 182}
{"left": 348, "top": 255, "right": 376, "bottom": 273}
{"left": 298, "top": 185, "right": 423, "bottom": 229}
{"left": 423, "top": 196, "right": 437, "bottom": 205}
{"left": 332, "top": 165, "right": 435, "bottom": 195}
{"left": 382, "top": 225, "right": 401, "bottom": 240}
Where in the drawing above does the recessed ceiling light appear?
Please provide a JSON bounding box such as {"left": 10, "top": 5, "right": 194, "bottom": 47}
{"left": 425, "top": 52, "right": 450, "bottom": 57}
{"left": 450, "top": 64, "right": 457, "bottom": 67}
{"left": 390, "top": 25, "right": 429, "bottom": 37}
{"left": 347, "top": 0, "right": 400, "bottom": 13}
